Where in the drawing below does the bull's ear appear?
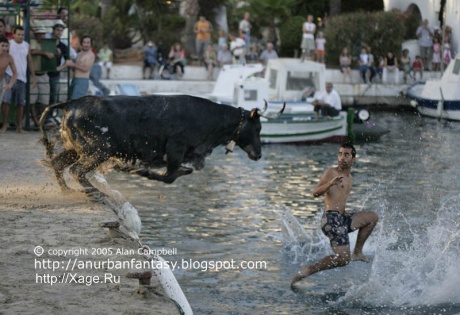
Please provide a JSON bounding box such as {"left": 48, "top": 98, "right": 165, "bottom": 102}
{"left": 250, "top": 109, "right": 258, "bottom": 119}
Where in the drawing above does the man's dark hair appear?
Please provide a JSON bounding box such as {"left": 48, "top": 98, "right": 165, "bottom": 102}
{"left": 80, "top": 35, "right": 92, "bottom": 46}
{"left": 13, "top": 25, "right": 24, "bottom": 33}
{"left": 0, "top": 19, "right": 5, "bottom": 27}
{"left": 341, "top": 142, "right": 356, "bottom": 157}
{"left": 0, "top": 36, "right": 8, "bottom": 44}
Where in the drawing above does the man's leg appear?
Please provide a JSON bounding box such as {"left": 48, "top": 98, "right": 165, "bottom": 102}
{"left": 314, "top": 105, "right": 321, "bottom": 120}
{"left": 350, "top": 211, "right": 379, "bottom": 262}
{"left": 17, "top": 104, "right": 24, "bottom": 133}
{"left": 1, "top": 102, "right": 9, "bottom": 132}
{"left": 291, "top": 245, "right": 351, "bottom": 287}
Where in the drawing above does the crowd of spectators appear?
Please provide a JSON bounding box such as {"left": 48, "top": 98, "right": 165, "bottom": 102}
{"left": 0, "top": 5, "right": 102, "bottom": 133}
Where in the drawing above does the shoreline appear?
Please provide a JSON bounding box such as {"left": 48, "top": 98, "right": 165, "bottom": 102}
{"left": 0, "top": 131, "right": 180, "bottom": 314}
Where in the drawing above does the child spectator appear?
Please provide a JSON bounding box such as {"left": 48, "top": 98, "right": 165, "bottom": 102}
{"left": 443, "top": 42, "right": 452, "bottom": 66}
{"left": 203, "top": 44, "right": 217, "bottom": 80}
{"left": 315, "top": 31, "right": 326, "bottom": 64}
{"left": 432, "top": 37, "right": 441, "bottom": 71}
{"left": 400, "top": 49, "right": 413, "bottom": 84}
{"left": 413, "top": 55, "right": 423, "bottom": 80}
{"left": 339, "top": 47, "right": 352, "bottom": 83}
{"left": 218, "top": 30, "right": 227, "bottom": 53}
{"left": 245, "top": 44, "right": 259, "bottom": 64}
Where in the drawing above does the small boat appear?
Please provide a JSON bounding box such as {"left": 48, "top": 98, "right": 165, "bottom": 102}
{"left": 208, "top": 58, "right": 388, "bottom": 143}
{"left": 406, "top": 54, "right": 460, "bottom": 121}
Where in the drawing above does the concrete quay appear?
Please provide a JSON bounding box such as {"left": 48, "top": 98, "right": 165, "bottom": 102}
{"left": 99, "top": 64, "right": 441, "bottom": 107}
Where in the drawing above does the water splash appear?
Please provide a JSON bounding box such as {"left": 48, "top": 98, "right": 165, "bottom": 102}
{"left": 343, "top": 194, "right": 460, "bottom": 307}
{"left": 277, "top": 207, "right": 330, "bottom": 264}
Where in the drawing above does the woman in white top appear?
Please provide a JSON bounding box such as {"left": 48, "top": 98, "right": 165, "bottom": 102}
{"left": 300, "top": 15, "right": 316, "bottom": 62}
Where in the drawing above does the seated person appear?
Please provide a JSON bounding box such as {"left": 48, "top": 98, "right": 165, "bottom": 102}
{"left": 168, "top": 42, "right": 185, "bottom": 78}
{"left": 203, "top": 44, "right": 217, "bottom": 80}
{"left": 217, "top": 44, "right": 232, "bottom": 67}
{"left": 311, "top": 82, "right": 342, "bottom": 120}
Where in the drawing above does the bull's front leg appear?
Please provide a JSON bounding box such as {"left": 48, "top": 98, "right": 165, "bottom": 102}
{"left": 133, "top": 166, "right": 193, "bottom": 183}
{"left": 133, "top": 141, "right": 192, "bottom": 184}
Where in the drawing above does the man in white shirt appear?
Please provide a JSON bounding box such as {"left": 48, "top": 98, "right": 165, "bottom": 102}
{"left": 312, "top": 82, "right": 342, "bottom": 120}
{"left": 1, "top": 25, "right": 35, "bottom": 133}
{"left": 229, "top": 33, "right": 246, "bottom": 64}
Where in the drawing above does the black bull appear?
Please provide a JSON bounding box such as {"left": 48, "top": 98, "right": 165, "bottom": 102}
{"left": 39, "top": 94, "right": 284, "bottom": 193}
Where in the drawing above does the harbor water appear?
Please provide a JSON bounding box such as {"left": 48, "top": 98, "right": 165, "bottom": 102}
{"left": 105, "top": 109, "right": 460, "bottom": 314}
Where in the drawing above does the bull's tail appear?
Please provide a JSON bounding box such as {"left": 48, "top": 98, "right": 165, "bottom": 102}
{"left": 39, "top": 102, "right": 68, "bottom": 159}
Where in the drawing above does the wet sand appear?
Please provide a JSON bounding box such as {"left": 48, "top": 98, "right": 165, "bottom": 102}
{"left": 0, "top": 131, "right": 179, "bottom": 314}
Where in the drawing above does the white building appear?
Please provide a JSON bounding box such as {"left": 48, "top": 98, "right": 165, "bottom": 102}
{"left": 384, "top": 0, "right": 459, "bottom": 55}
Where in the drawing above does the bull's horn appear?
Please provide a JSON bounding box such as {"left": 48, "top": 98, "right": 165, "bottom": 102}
{"left": 256, "top": 99, "right": 269, "bottom": 116}
{"left": 258, "top": 102, "right": 286, "bottom": 119}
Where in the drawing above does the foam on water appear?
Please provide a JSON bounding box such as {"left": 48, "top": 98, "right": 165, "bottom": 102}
{"left": 343, "top": 194, "right": 460, "bottom": 307}
{"left": 277, "top": 207, "right": 330, "bottom": 264}
{"left": 278, "top": 187, "right": 460, "bottom": 310}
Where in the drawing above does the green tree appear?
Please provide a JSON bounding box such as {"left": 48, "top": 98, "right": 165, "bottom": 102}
{"left": 324, "top": 10, "right": 405, "bottom": 66}
{"left": 248, "top": 0, "right": 297, "bottom": 45}
{"left": 291, "top": 0, "right": 325, "bottom": 18}
{"left": 279, "top": 16, "right": 304, "bottom": 57}
{"left": 101, "top": 0, "right": 139, "bottom": 49}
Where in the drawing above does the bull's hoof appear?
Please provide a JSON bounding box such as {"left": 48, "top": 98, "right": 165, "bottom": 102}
{"left": 178, "top": 167, "right": 193, "bottom": 176}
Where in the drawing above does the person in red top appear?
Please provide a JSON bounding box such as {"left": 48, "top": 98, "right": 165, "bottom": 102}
{"left": 413, "top": 55, "right": 423, "bottom": 80}
{"left": 168, "top": 42, "right": 185, "bottom": 79}
{"left": 0, "top": 19, "right": 13, "bottom": 40}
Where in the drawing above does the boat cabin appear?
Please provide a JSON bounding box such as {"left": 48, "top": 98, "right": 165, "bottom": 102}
{"left": 209, "top": 58, "right": 327, "bottom": 113}
{"left": 265, "top": 58, "right": 326, "bottom": 102}
{"left": 421, "top": 54, "right": 460, "bottom": 101}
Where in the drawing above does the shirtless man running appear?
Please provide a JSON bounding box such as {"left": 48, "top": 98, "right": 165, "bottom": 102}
{"left": 291, "top": 142, "right": 379, "bottom": 288}
{"left": 0, "top": 36, "right": 18, "bottom": 132}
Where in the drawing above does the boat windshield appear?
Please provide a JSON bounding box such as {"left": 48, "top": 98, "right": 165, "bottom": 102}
{"left": 285, "top": 71, "right": 320, "bottom": 100}
{"left": 286, "top": 71, "right": 319, "bottom": 90}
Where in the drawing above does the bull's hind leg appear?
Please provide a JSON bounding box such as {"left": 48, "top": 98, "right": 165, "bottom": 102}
{"left": 69, "top": 155, "right": 108, "bottom": 194}
{"left": 50, "top": 149, "right": 79, "bottom": 191}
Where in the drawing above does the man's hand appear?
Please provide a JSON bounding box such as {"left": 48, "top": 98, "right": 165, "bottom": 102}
{"left": 44, "top": 52, "right": 55, "bottom": 59}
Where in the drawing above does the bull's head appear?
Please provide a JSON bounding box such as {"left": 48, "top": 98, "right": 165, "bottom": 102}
{"left": 235, "top": 101, "right": 285, "bottom": 161}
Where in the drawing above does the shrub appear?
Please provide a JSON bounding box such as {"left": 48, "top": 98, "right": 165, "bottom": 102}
{"left": 279, "top": 16, "right": 304, "bottom": 57}
{"left": 71, "top": 14, "right": 104, "bottom": 50}
{"left": 324, "top": 10, "right": 406, "bottom": 66}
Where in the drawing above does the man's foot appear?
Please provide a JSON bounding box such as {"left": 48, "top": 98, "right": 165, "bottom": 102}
{"left": 0, "top": 126, "right": 7, "bottom": 133}
{"left": 351, "top": 253, "right": 372, "bottom": 263}
{"left": 17, "top": 128, "right": 26, "bottom": 134}
{"left": 290, "top": 267, "right": 313, "bottom": 288}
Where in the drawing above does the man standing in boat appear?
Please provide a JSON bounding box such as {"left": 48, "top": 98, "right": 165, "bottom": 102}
{"left": 291, "top": 142, "right": 379, "bottom": 288}
{"left": 311, "top": 82, "right": 342, "bottom": 120}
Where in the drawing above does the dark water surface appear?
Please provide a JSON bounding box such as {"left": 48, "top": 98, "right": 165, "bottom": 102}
{"left": 106, "top": 110, "right": 460, "bottom": 315}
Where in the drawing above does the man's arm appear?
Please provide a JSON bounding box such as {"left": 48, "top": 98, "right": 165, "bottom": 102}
{"left": 30, "top": 49, "right": 54, "bottom": 59}
{"left": 27, "top": 50, "right": 36, "bottom": 86}
{"left": 312, "top": 168, "right": 343, "bottom": 198}
{"left": 5, "top": 55, "right": 17, "bottom": 89}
